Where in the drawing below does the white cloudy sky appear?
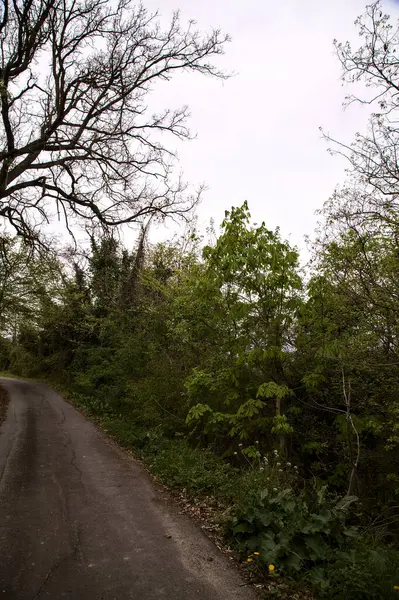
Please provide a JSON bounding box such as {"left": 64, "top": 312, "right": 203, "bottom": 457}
{"left": 140, "top": 0, "right": 399, "bottom": 254}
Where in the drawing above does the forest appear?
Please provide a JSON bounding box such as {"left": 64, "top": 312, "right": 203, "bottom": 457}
{"left": 1, "top": 0, "right": 399, "bottom": 598}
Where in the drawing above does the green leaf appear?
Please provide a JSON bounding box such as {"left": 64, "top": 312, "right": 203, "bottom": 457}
{"left": 283, "top": 553, "right": 302, "bottom": 571}
{"left": 232, "top": 522, "right": 251, "bottom": 534}
{"left": 257, "top": 381, "right": 292, "bottom": 399}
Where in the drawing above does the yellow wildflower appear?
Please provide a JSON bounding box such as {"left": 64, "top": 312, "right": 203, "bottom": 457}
{"left": 247, "top": 557, "right": 253, "bottom": 563}
{"left": 268, "top": 564, "right": 275, "bottom": 572}
{"left": 394, "top": 586, "right": 399, "bottom": 591}
{"left": 253, "top": 552, "right": 260, "bottom": 556}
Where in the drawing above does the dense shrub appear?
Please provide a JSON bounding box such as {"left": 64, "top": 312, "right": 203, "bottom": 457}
{"left": 230, "top": 486, "right": 358, "bottom": 572}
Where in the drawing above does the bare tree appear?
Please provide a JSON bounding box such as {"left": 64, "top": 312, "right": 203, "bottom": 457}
{"left": 322, "top": 1, "right": 399, "bottom": 234}
{"left": 0, "top": 0, "right": 228, "bottom": 242}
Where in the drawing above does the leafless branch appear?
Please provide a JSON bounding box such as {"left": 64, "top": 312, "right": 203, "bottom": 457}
{"left": 0, "top": 0, "right": 230, "bottom": 242}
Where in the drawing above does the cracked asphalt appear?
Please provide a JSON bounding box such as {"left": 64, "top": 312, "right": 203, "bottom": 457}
{"left": 0, "top": 378, "right": 256, "bottom": 600}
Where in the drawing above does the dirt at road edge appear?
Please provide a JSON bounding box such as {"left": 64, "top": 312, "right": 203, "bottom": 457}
{"left": 0, "top": 384, "right": 9, "bottom": 426}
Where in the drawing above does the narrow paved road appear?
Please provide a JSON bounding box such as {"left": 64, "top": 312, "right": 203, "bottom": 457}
{"left": 0, "top": 378, "right": 256, "bottom": 600}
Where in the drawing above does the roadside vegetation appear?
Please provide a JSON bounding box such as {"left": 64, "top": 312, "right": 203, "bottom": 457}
{"left": 2, "top": 194, "right": 399, "bottom": 598}
{"left": 1, "top": 1, "right": 399, "bottom": 598}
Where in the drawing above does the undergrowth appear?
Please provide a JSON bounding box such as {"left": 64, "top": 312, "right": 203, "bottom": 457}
{"left": 64, "top": 389, "right": 399, "bottom": 600}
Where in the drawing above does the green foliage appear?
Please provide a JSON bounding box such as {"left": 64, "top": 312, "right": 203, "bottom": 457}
{"left": 272, "top": 414, "right": 294, "bottom": 435}
{"left": 182, "top": 204, "right": 302, "bottom": 445}
{"left": 257, "top": 382, "right": 291, "bottom": 400}
{"left": 3, "top": 3, "right": 399, "bottom": 595}
{"left": 0, "top": 336, "right": 12, "bottom": 371}
{"left": 0, "top": 237, "right": 60, "bottom": 338}
{"left": 310, "top": 544, "right": 399, "bottom": 600}
{"left": 231, "top": 449, "right": 299, "bottom": 504}
{"left": 148, "top": 440, "right": 234, "bottom": 495}
{"left": 91, "top": 413, "right": 236, "bottom": 498}
{"left": 3, "top": 200, "right": 399, "bottom": 598}
{"left": 230, "top": 486, "right": 358, "bottom": 573}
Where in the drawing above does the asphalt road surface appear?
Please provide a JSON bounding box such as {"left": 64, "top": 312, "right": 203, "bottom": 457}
{"left": 0, "top": 378, "right": 256, "bottom": 600}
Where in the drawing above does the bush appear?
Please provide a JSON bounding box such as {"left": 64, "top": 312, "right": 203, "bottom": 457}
{"left": 0, "top": 336, "right": 12, "bottom": 371}
{"left": 310, "top": 544, "right": 399, "bottom": 599}
{"left": 148, "top": 439, "right": 235, "bottom": 497}
{"left": 229, "top": 484, "right": 399, "bottom": 599}
{"left": 100, "top": 417, "right": 152, "bottom": 449}
{"left": 230, "top": 486, "right": 357, "bottom": 572}
{"left": 8, "top": 343, "right": 40, "bottom": 378}
{"left": 230, "top": 447, "right": 300, "bottom": 511}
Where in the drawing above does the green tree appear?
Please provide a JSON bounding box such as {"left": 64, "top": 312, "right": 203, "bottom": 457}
{"left": 0, "top": 237, "right": 59, "bottom": 338}
{"left": 297, "top": 228, "right": 399, "bottom": 502}
{"left": 185, "top": 203, "right": 303, "bottom": 448}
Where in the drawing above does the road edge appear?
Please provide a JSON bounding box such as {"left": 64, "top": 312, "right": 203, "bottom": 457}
{"left": 0, "top": 383, "right": 9, "bottom": 427}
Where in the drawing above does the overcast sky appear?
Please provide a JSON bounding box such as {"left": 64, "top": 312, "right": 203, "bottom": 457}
{"left": 140, "top": 0, "right": 399, "bottom": 254}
